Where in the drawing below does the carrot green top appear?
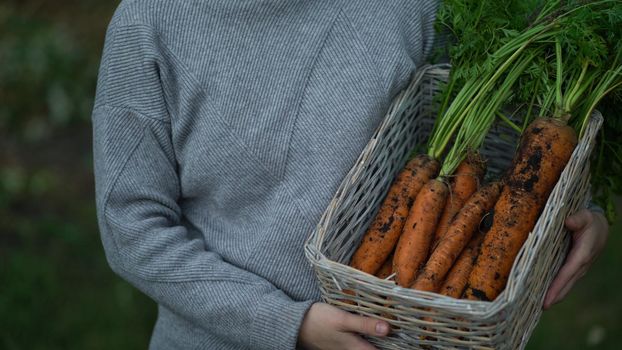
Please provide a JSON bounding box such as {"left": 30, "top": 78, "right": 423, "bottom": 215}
{"left": 428, "top": 0, "right": 621, "bottom": 178}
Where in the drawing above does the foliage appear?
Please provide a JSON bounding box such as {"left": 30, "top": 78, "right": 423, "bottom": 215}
{"left": 435, "top": 0, "right": 542, "bottom": 83}
{"left": 0, "top": 4, "right": 99, "bottom": 142}
{"left": 435, "top": 0, "right": 622, "bottom": 221}
{"left": 1, "top": 1, "right": 157, "bottom": 349}
{"left": 592, "top": 97, "right": 622, "bottom": 222}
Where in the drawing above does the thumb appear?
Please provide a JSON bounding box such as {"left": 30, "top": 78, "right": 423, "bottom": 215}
{"left": 339, "top": 312, "right": 390, "bottom": 337}
{"left": 565, "top": 209, "right": 592, "bottom": 232}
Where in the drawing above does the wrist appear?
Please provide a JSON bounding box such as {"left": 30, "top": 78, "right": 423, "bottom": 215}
{"left": 250, "top": 290, "right": 314, "bottom": 350}
{"left": 297, "top": 302, "right": 318, "bottom": 349}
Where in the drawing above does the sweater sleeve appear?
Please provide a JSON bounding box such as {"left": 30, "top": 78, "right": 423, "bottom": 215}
{"left": 401, "top": 0, "right": 440, "bottom": 61}
{"left": 92, "top": 24, "right": 313, "bottom": 350}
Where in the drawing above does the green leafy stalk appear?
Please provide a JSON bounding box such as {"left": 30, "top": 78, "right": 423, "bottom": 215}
{"left": 576, "top": 67, "right": 622, "bottom": 137}
{"left": 496, "top": 111, "right": 522, "bottom": 134}
{"left": 431, "top": 0, "right": 622, "bottom": 216}
{"left": 440, "top": 51, "right": 537, "bottom": 176}
{"left": 554, "top": 38, "right": 564, "bottom": 119}
{"left": 428, "top": 23, "right": 552, "bottom": 175}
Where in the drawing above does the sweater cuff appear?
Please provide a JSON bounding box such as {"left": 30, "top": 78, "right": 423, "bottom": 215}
{"left": 587, "top": 200, "right": 605, "bottom": 215}
{"left": 250, "top": 289, "right": 314, "bottom": 350}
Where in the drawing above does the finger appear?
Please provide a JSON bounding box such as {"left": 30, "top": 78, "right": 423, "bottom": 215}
{"left": 339, "top": 313, "right": 390, "bottom": 337}
{"left": 550, "top": 265, "right": 588, "bottom": 306}
{"left": 544, "top": 242, "right": 591, "bottom": 309}
{"left": 565, "top": 209, "right": 592, "bottom": 232}
{"left": 592, "top": 212, "right": 610, "bottom": 248}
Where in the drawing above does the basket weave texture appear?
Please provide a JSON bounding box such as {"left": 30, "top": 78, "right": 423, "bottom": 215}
{"left": 304, "top": 64, "right": 603, "bottom": 349}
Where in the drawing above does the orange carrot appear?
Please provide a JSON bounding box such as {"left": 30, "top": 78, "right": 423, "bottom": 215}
{"left": 350, "top": 154, "right": 439, "bottom": 275}
{"left": 393, "top": 179, "right": 448, "bottom": 287}
{"left": 464, "top": 188, "right": 540, "bottom": 301}
{"left": 505, "top": 118, "right": 577, "bottom": 201}
{"left": 412, "top": 182, "right": 501, "bottom": 292}
{"left": 465, "top": 118, "right": 577, "bottom": 301}
{"left": 375, "top": 252, "right": 394, "bottom": 280}
{"left": 432, "top": 153, "right": 486, "bottom": 248}
{"left": 376, "top": 252, "right": 396, "bottom": 320}
{"left": 439, "top": 228, "right": 487, "bottom": 299}
{"left": 341, "top": 289, "right": 357, "bottom": 306}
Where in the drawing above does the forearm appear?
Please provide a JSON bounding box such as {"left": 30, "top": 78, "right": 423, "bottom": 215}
{"left": 101, "top": 219, "right": 313, "bottom": 349}
{"left": 94, "top": 104, "right": 312, "bottom": 349}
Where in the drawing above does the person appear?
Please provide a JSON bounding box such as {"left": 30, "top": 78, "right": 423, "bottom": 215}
{"left": 91, "top": 1, "right": 609, "bottom": 349}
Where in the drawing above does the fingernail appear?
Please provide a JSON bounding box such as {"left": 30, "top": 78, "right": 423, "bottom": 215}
{"left": 376, "top": 322, "right": 388, "bottom": 335}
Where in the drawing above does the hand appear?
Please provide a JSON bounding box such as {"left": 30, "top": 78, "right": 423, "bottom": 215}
{"left": 543, "top": 209, "right": 609, "bottom": 309}
{"left": 297, "top": 303, "right": 390, "bottom": 350}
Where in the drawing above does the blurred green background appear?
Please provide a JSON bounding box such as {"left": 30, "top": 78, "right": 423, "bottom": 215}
{"left": 0, "top": 1, "right": 619, "bottom": 349}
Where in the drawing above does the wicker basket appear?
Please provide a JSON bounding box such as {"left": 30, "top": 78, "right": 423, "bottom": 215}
{"left": 304, "top": 64, "right": 603, "bottom": 349}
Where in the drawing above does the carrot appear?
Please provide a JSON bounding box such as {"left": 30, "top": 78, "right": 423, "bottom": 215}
{"left": 375, "top": 252, "right": 394, "bottom": 280}
{"left": 464, "top": 188, "right": 540, "bottom": 301}
{"left": 393, "top": 179, "right": 448, "bottom": 287}
{"left": 439, "top": 227, "right": 487, "bottom": 299}
{"left": 350, "top": 154, "right": 439, "bottom": 275}
{"left": 432, "top": 153, "right": 486, "bottom": 248}
{"left": 342, "top": 289, "right": 356, "bottom": 304}
{"left": 411, "top": 182, "right": 501, "bottom": 292}
{"left": 375, "top": 254, "right": 397, "bottom": 319}
{"left": 506, "top": 118, "right": 577, "bottom": 201}
{"left": 465, "top": 118, "right": 577, "bottom": 301}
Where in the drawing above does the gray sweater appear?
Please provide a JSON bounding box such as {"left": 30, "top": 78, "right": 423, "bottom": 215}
{"left": 92, "top": 0, "right": 438, "bottom": 349}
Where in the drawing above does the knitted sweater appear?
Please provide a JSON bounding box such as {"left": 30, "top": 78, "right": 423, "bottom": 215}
{"left": 92, "top": 0, "right": 438, "bottom": 349}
